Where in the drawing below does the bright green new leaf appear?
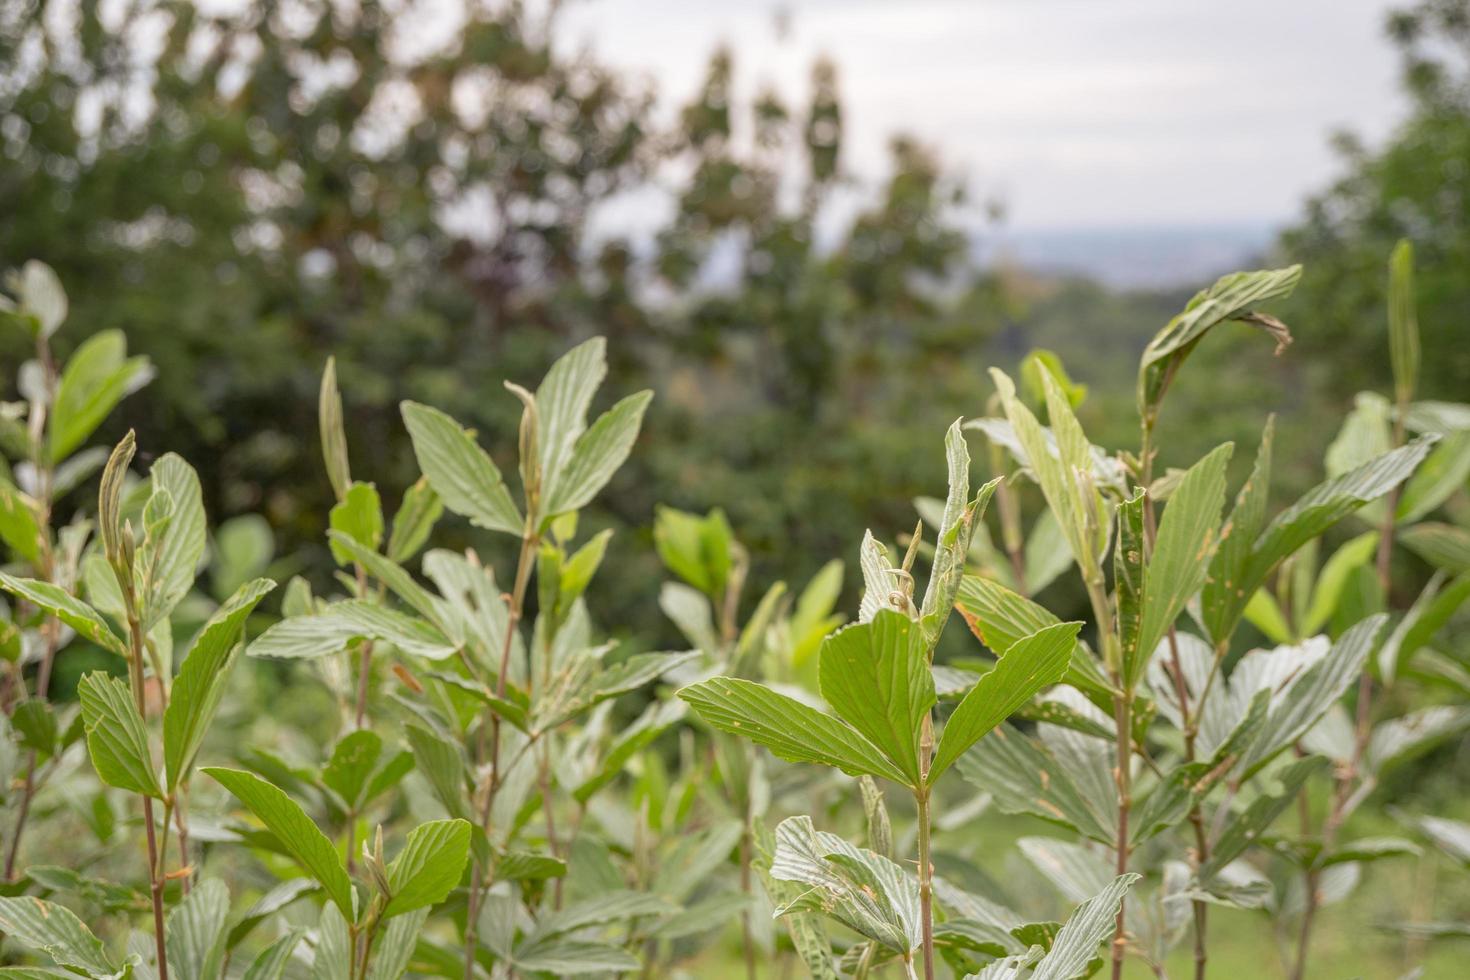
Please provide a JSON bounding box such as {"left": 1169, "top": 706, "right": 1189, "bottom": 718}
{"left": 1388, "top": 238, "right": 1419, "bottom": 405}
{"left": 203, "top": 767, "right": 354, "bottom": 916}
{"left": 164, "top": 577, "right": 276, "bottom": 789}
{"left": 679, "top": 677, "right": 908, "bottom": 783}
{"left": 0, "top": 483, "right": 43, "bottom": 564}
{"left": 400, "top": 401, "right": 522, "bottom": 536}
{"left": 387, "top": 477, "right": 442, "bottom": 562}
{"left": 322, "top": 730, "right": 383, "bottom": 809}
{"left": 47, "top": 330, "right": 154, "bottom": 464}
{"left": 319, "top": 356, "right": 352, "bottom": 501}
{"left": 818, "top": 609, "right": 935, "bottom": 786}
{"left": 1304, "top": 531, "right": 1379, "bottom": 634}
{"left": 930, "top": 621, "right": 1080, "bottom": 784}
{"left": 383, "top": 818, "right": 471, "bottom": 918}
{"left": 78, "top": 672, "right": 160, "bottom": 798}
{"left": 328, "top": 481, "right": 383, "bottom": 565}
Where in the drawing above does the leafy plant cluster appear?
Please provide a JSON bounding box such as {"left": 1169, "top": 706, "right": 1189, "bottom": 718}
{"left": 0, "top": 244, "right": 1467, "bottom": 980}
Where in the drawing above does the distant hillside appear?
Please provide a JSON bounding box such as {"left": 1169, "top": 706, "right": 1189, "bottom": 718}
{"left": 977, "top": 224, "right": 1278, "bottom": 289}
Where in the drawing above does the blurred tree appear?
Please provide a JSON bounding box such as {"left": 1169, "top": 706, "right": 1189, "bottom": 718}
{"left": 1279, "top": 0, "right": 1470, "bottom": 405}
{"left": 0, "top": 1, "right": 1000, "bottom": 636}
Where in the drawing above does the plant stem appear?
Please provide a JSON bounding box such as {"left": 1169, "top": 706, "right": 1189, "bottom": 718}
{"left": 125, "top": 610, "right": 169, "bottom": 980}
{"left": 5, "top": 618, "right": 59, "bottom": 880}
{"left": 463, "top": 522, "right": 539, "bottom": 979}
{"left": 1110, "top": 691, "right": 1132, "bottom": 980}
{"left": 739, "top": 821, "right": 756, "bottom": 980}
{"left": 915, "top": 788, "right": 935, "bottom": 980}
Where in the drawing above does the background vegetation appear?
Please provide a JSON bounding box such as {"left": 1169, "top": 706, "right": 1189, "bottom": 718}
{"left": 2, "top": 1, "right": 1470, "bottom": 977}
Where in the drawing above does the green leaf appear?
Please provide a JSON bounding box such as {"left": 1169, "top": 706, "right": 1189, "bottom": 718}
{"left": 0, "top": 483, "right": 43, "bottom": 564}
{"left": 497, "top": 851, "right": 568, "bottom": 881}
{"left": 954, "top": 575, "right": 1104, "bottom": 699}
{"left": 679, "top": 677, "right": 907, "bottom": 783}
{"left": 13, "top": 260, "right": 67, "bottom": 338}
{"left": 1398, "top": 430, "right": 1470, "bottom": 523}
{"left": 387, "top": 478, "right": 441, "bottom": 562}
{"left": 247, "top": 600, "right": 456, "bottom": 661}
{"left": 1399, "top": 522, "right": 1470, "bottom": 572}
{"left": 1137, "top": 265, "right": 1299, "bottom": 423}
{"left": 328, "top": 481, "right": 383, "bottom": 565}
{"left": 11, "top": 701, "right": 58, "bottom": 760}
{"left": 227, "top": 878, "right": 318, "bottom": 948}
{"left": 404, "top": 724, "right": 470, "bottom": 821}
{"left": 542, "top": 389, "right": 652, "bottom": 520}
{"left": 769, "top": 815, "right": 921, "bottom": 954}
{"left": 400, "top": 400, "right": 522, "bottom": 535}
{"left": 1030, "top": 874, "right": 1141, "bottom": 980}
{"left": 319, "top": 356, "right": 352, "bottom": 501}
{"left": 165, "top": 877, "right": 229, "bottom": 980}
{"left": 0, "top": 573, "right": 127, "bottom": 656}
{"left": 818, "top": 609, "right": 935, "bottom": 786}
{"left": 203, "top": 767, "right": 354, "bottom": 916}
{"left": 1204, "top": 436, "right": 1433, "bottom": 643}
{"left": 78, "top": 672, "right": 161, "bottom": 798}
{"left": 241, "top": 932, "right": 302, "bottom": 980}
{"left": 534, "top": 337, "right": 608, "bottom": 499}
{"left": 1304, "top": 531, "right": 1380, "bottom": 634}
{"left": 1126, "top": 443, "right": 1232, "bottom": 687}
{"left": 930, "top": 622, "right": 1080, "bottom": 784}
{"left": 956, "top": 723, "right": 1115, "bottom": 844}
{"left": 0, "top": 895, "right": 125, "bottom": 978}
{"left": 1388, "top": 239, "right": 1419, "bottom": 405}
{"left": 1366, "top": 706, "right": 1470, "bottom": 776}
{"left": 136, "top": 453, "right": 207, "bottom": 630}
{"left": 1236, "top": 616, "right": 1386, "bottom": 778}
{"left": 322, "top": 730, "right": 382, "bottom": 809}
{"left": 1202, "top": 755, "right": 1328, "bottom": 877}
{"left": 383, "top": 818, "right": 471, "bottom": 918}
{"left": 653, "top": 505, "right": 733, "bottom": 599}
{"left": 752, "top": 821, "right": 839, "bottom": 980}
{"left": 366, "top": 909, "right": 428, "bottom": 980}
{"left": 513, "top": 942, "right": 641, "bottom": 973}
{"left": 918, "top": 420, "right": 975, "bottom": 636}
{"left": 163, "top": 577, "right": 276, "bottom": 789}
{"left": 990, "top": 368, "right": 1106, "bottom": 575}
{"left": 47, "top": 330, "right": 154, "bottom": 463}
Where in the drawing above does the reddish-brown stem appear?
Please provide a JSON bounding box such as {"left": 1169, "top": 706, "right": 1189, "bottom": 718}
{"left": 463, "top": 525, "right": 538, "bottom": 980}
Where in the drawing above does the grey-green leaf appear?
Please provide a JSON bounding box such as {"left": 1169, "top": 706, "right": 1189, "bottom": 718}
{"left": 400, "top": 400, "right": 522, "bottom": 535}
{"left": 679, "top": 677, "right": 908, "bottom": 783}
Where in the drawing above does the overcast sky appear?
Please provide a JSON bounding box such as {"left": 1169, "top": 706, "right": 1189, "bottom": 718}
{"left": 558, "top": 0, "right": 1407, "bottom": 232}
